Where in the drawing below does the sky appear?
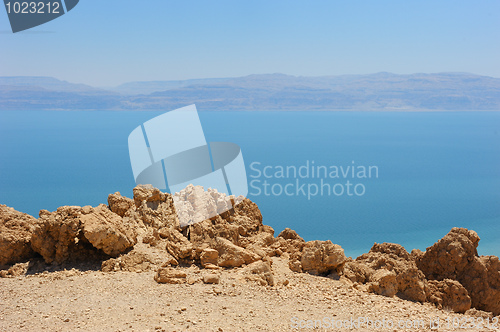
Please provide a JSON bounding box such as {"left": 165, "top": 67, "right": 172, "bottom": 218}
{"left": 0, "top": 0, "right": 499, "bottom": 87}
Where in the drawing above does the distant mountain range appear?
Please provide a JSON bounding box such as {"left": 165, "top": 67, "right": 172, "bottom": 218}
{"left": 1, "top": 73, "right": 499, "bottom": 111}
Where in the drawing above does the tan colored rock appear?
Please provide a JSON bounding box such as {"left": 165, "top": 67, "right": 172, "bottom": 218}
{"left": 273, "top": 228, "right": 306, "bottom": 258}
{"left": 159, "top": 227, "right": 193, "bottom": 261}
{"left": 203, "top": 273, "right": 220, "bottom": 284}
{"left": 31, "top": 205, "right": 136, "bottom": 264}
{"left": 81, "top": 204, "right": 137, "bottom": 256}
{"left": 200, "top": 248, "right": 218, "bottom": 267}
{"left": 299, "top": 240, "right": 346, "bottom": 275}
{"left": 100, "top": 248, "right": 173, "bottom": 272}
{"left": 214, "top": 237, "right": 261, "bottom": 268}
{"left": 107, "top": 192, "right": 134, "bottom": 217}
{"left": 31, "top": 206, "right": 85, "bottom": 264}
{"left": 154, "top": 267, "right": 187, "bottom": 284}
{"left": 416, "top": 228, "right": 480, "bottom": 280}
{"left": 426, "top": 279, "right": 471, "bottom": 313}
{"left": 243, "top": 260, "right": 275, "bottom": 286}
{"left": 0, "top": 262, "right": 29, "bottom": 278}
{"left": 0, "top": 205, "right": 36, "bottom": 267}
{"left": 367, "top": 269, "right": 398, "bottom": 297}
{"left": 354, "top": 243, "right": 427, "bottom": 302}
{"left": 343, "top": 259, "right": 374, "bottom": 284}
{"left": 417, "top": 228, "right": 500, "bottom": 315}
{"left": 132, "top": 185, "right": 178, "bottom": 229}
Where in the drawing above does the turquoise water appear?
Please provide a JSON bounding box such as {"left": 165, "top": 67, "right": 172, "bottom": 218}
{"left": 1, "top": 110, "right": 499, "bottom": 258}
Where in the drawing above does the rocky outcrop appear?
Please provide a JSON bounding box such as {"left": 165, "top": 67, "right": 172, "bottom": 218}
{"left": 0, "top": 205, "right": 36, "bottom": 267}
{"left": 290, "top": 240, "right": 346, "bottom": 275}
{"left": 132, "top": 185, "right": 179, "bottom": 229}
{"left": 349, "top": 243, "right": 428, "bottom": 302}
{"left": 107, "top": 192, "right": 134, "bottom": 217}
{"left": 80, "top": 204, "right": 137, "bottom": 256}
{"left": 367, "top": 269, "right": 398, "bottom": 297}
{"left": 416, "top": 228, "right": 500, "bottom": 316}
{"left": 2, "top": 187, "right": 499, "bottom": 318}
{"left": 426, "top": 279, "right": 471, "bottom": 313}
{"left": 343, "top": 229, "right": 499, "bottom": 316}
{"left": 214, "top": 237, "right": 261, "bottom": 267}
{"left": 31, "top": 205, "right": 137, "bottom": 264}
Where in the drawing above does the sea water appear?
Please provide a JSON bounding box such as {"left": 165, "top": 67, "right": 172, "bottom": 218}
{"left": 1, "top": 110, "right": 499, "bottom": 258}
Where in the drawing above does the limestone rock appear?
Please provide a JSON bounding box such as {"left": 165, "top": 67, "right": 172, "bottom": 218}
{"left": 132, "top": 184, "right": 178, "bottom": 229}
{"left": 343, "top": 259, "right": 374, "bottom": 284}
{"left": 31, "top": 206, "right": 86, "bottom": 264}
{"left": 100, "top": 248, "right": 173, "bottom": 272}
{"left": 214, "top": 237, "right": 261, "bottom": 268}
{"left": 417, "top": 228, "right": 500, "bottom": 315}
{"left": 299, "top": 240, "right": 346, "bottom": 275}
{"left": 154, "top": 267, "right": 187, "bottom": 284}
{"left": 31, "top": 205, "right": 136, "bottom": 264}
{"left": 0, "top": 262, "right": 29, "bottom": 278}
{"left": 354, "top": 243, "right": 427, "bottom": 302}
{"left": 416, "top": 228, "right": 480, "bottom": 281}
{"left": 243, "top": 260, "right": 275, "bottom": 286}
{"left": 107, "top": 192, "right": 134, "bottom": 217}
{"left": 367, "top": 269, "right": 398, "bottom": 297}
{"left": 426, "top": 279, "right": 471, "bottom": 313}
{"left": 173, "top": 185, "right": 234, "bottom": 227}
{"left": 81, "top": 204, "right": 137, "bottom": 256}
{"left": 203, "top": 273, "right": 220, "bottom": 284}
{"left": 200, "top": 248, "right": 218, "bottom": 268}
{"left": 273, "top": 228, "right": 306, "bottom": 260}
{"left": 159, "top": 227, "right": 193, "bottom": 261}
{"left": 0, "top": 205, "right": 36, "bottom": 267}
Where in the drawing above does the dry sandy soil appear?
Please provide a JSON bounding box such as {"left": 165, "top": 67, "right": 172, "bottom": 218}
{"left": 1, "top": 257, "right": 498, "bottom": 332}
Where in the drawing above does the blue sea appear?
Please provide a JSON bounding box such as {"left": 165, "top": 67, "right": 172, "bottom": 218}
{"left": 1, "top": 110, "right": 499, "bottom": 258}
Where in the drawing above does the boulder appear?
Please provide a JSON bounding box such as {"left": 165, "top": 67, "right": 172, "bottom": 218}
{"left": 214, "top": 237, "right": 261, "bottom": 268}
{"left": 0, "top": 205, "right": 36, "bottom": 267}
{"left": 159, "top": 227, "right": 193, "bottom": 261}
{"left": 31, "top": 205, "right": 136, "bottom": 264}
{"left": 416, "top": 228, "right": 500, "bottom": 315}
{"left": 426, "top": 279, "right": 471, "bottom": 313}
{"left": 352, "top": 243, "right": 427, "bottom": 302}
{"left": 367, "top": 269, "right": 398, "bottom": 297}
{"left": 132, "top": 184, "right": 178, "bottom": 229}
{"left": 31, "top": 206, "right": 86, "bottom": 264}
{"left": 200, "top": 248, "right": 219, "bottom": 268}
{"left": 107, "top": 192, "right": 134, "bottom": 217}
{"left": 298, "top": 240, "right": 346, "bottom": 275}
{"left": 272, "top": 228, "right": 306, "bottom": 265}
{"left": 81, "top": 204, "right": 137, "bottom": 256}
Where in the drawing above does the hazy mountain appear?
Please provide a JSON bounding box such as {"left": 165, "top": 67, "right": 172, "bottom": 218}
{"left": 1, "top": 73, "right": 499, "bottom": 111}
{"left": 0, "top": 76, "right": 110, "bottom": 94}
{"left": 109, "top": 78, "right": 232, "bottom": 95}
{"left": 0, "top": 77, "right": 120, "bottom": 110}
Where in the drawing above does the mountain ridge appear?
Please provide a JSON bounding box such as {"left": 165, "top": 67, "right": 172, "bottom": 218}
{"left": 1, "top": 72, "right": 499, "bottom": 111}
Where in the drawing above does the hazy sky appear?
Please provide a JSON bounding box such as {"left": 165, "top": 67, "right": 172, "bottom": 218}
{"left": 0, "top": 0, "right": 499, "bottom": 86}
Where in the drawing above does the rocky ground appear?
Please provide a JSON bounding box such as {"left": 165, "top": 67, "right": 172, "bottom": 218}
{"left": 1, "top": 185, "right": 499, "bottom": 331}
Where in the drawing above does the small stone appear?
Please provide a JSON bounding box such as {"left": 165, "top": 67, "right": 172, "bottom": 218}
{"left": 203, "top": 274, "right": 220, "bottom": 284}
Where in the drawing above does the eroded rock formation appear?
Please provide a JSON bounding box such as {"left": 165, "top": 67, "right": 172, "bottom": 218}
{"left": 416, "top": 228, "right": 500, "bottom": 316}
{"left": 0, "top": 205, "right": 36, "bottom": 267}
{"left": 0, "top": 187, "right": 498, "bottom": 317}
